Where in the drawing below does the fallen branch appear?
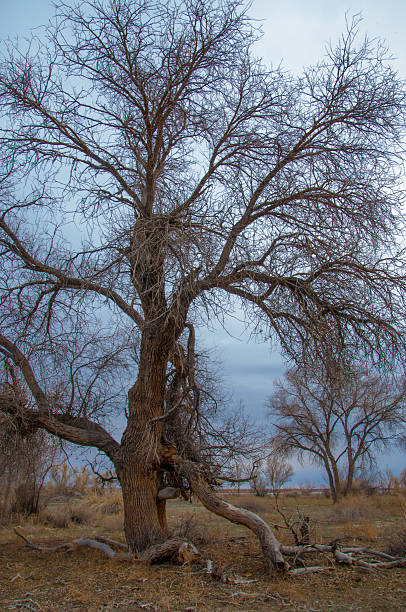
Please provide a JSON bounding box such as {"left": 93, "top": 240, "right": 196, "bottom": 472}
{"left": 139, "top": 538, "right": 199, "bottom": 565}
{"left": 14, "top": 529, "right": 74, "bottom": 553}
{"left": 95, "top": 535, "right": 129, "bottom": 550}
{"left": 14, "top": 529, "right": 132, "bottom": 560}
{"left": 14, "top": 529, "right": 198, "bottom": 565}
{"left": 74, "top": 538, "right": 130, "bottom": 559}
{"left": 288, "top": 566, "right": 334, "bottom": 576}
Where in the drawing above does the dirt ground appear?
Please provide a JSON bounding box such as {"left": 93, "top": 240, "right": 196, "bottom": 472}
{"left": 1, "top": 491, "right": 406, "bottom": 611}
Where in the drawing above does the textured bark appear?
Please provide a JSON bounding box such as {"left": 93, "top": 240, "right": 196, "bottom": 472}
{"left": 156, "top": 499, "right": 168, "bottom": 531}
{"left": 173, "top": 457, "right": 287, "bottom": 574}
{"left": 120, "top": 465, "right": 166, "bottom": 552}
{"left": 117, "top": 332, "right": 171, "bottom": 551}
{"left": 139, "top": 537, "right": 199, "bottom": 564}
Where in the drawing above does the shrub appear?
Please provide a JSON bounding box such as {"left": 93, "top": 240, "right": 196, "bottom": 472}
{"left": 329, "top": 497, "right": 374, "bottom": 522}
{"left": 84, "top": 488, "right": 123, "bottom": 514}
{"left": 173, "top": 513, "right": 213, "bottom": 546}
{"left": 42, "top": 502, "right": 97, "bottom": 527}
{"left": 386, "top": 530, "right": 406, "bottom": 557}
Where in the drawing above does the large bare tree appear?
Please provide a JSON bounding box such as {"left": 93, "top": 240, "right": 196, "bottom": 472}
{"left": 268, "top": 364, "right": 406, "bottom": 502}
{"left": 0, "top": 0, "right": 406, "bottom": 570}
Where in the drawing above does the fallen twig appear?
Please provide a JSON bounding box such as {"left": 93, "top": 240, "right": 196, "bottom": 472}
{"left": 95, "top": 535, "right": 129, "bottom": 550}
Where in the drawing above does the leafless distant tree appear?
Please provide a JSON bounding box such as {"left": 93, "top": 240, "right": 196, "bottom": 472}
{"left": 265, "top": 455, "right": 294, "bottom": 493}
{"left": 0, "top": 0, "right": 406, "bottom": 572}
{"left": 268, "top": 364, "right": 406, "bottom": 502}
{"left": 0, "top": 368, "right": 58, "bottom": 519}
{"left": 250, "top": 466, "right": 268, "bottom": 497}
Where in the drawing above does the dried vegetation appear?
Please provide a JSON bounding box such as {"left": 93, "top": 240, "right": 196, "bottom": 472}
{"left": 2, "top": 488, "right": 406, "bottom": 610}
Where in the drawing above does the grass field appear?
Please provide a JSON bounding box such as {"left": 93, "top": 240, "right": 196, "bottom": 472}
{"left": 1, "top": 489, "right": 406, "bottom": 611}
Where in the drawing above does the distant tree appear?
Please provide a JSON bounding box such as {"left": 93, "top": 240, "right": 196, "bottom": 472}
{"left": 250, "top": 466, "right": 268, "bottom": 497}
{"left": 268, "top": 364, "right": 406, "bottom": 502}
{"left": 0, "top": 368, "right": 58, "bottom": 519}
{"left": 265, "top": 455, "right": 293, "bottom": 493}
{"left": 1, "top": 0, "right": 406, "bottom": 571}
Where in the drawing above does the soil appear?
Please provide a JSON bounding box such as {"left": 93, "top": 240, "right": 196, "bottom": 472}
{"left": 1, "top": 492, "right": 405, "bottom": 611}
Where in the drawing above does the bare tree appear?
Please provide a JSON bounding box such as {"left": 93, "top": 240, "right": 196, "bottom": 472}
{"left": 250, "top": 466, "right": 268, "bottom": 497}
{"left": 0, "top": 369, "right": 58, "bottom": 519}
{"left": 0, "top": 0, "right": 406, "bottom": 571}
{"left": 265, "top": 455, "right": 293, "bottom": 494}
{"left": 268, "top": 364, "right": 406, "bottom": 502}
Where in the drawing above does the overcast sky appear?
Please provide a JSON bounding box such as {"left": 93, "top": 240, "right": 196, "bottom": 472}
{"left": 2, "top": 0, "right": 406, "bottom": 482}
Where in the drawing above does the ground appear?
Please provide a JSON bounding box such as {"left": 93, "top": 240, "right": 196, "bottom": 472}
{"left": 1, "top": 490, "right": 406, "bottom": 611}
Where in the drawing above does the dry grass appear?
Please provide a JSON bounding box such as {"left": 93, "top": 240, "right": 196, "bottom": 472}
{"left": 83, "top": 488, "right": 123, "bottom": 515}
{"left": 41, "top": 502, "right": 98, "bottom": 528}
{"left": 1, "top": 490, "right": 406, "bottom": 610}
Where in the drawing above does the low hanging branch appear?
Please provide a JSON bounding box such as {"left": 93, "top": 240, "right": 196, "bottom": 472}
{"left": 172, "top": 456, "right": 288, "bottom": 574}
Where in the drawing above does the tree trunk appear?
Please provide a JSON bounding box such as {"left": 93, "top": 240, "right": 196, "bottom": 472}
{"left": 119, "top": 463, "right": 166, "bottom": 552}
{"left": 156, "top": 499, "right": 168, "bottom": 531}
{"left": 344, "top": 457, "right": 355, "bottom": 496}
{"left": 331, "top": 463, "right": 342, "bottom": 503}
{"left": 323, "top": 460, "right": 340, "bottom": 503}
{"left": 117, "top": 331, "right": 170, "bottom": 552}
{"left": 324, "top": 454, "right": 342, "bottom": 503}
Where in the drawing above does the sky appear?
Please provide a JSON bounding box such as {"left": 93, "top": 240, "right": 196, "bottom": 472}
{"left": 1, "top": 0, "right": 406, "bottom": 483}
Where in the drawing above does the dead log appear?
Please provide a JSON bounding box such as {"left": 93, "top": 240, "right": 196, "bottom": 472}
{"left": 14, "top": 528, "right": 198, "bottom": 565}
{"left": 139, "top": 537, "right": 199, "bottom": 564}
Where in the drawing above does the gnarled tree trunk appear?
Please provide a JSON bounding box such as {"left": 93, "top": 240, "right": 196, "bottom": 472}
{"left": 117, "top": 333, "right": 170, "bottom": 552}
{"left": 119, "top": 463, "right": 166, "bottom": 551}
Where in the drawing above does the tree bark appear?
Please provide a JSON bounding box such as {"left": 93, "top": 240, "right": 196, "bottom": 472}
{"left": 344, "top": 457, "right": 355, "bottom": 496}
{"left": 117, "top": 331, "right": 171, "bottom": 551}
{"left": 119, "top": 463, "right": 166, "bottom": 552}
{"left": 323, "top": 460, "right": 340, "bottom": 503}
{"left": 156, "top": 499, "right": 168, "bottom": 531}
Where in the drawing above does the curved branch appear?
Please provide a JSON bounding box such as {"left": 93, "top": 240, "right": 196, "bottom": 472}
{"left": 0, "top": 334, "right": 121, "bottom": 463}
{"left": 173, "top": 456, "right": 287, "bottom": 574}
{"left": 0, "top": 218, "right": 144, "bottom": 328}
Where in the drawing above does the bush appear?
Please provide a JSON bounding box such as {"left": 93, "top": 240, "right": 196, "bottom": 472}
{"left": 173, "top": 513, "right": 213, "bottom": 546}
{"left": 42, "top": 502, "right": 97, "bottom": 527}
{"left": 84, "top": 488, "right": 123, "bottom": 514}
{"left": 329, "top": 497, "right": 374, "bottom": 522}
{"left": 0, "top": 411, "right": 58, "bottom": 521}
{"left": 386, "top": 530, "right": 406, "bottom": 557}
